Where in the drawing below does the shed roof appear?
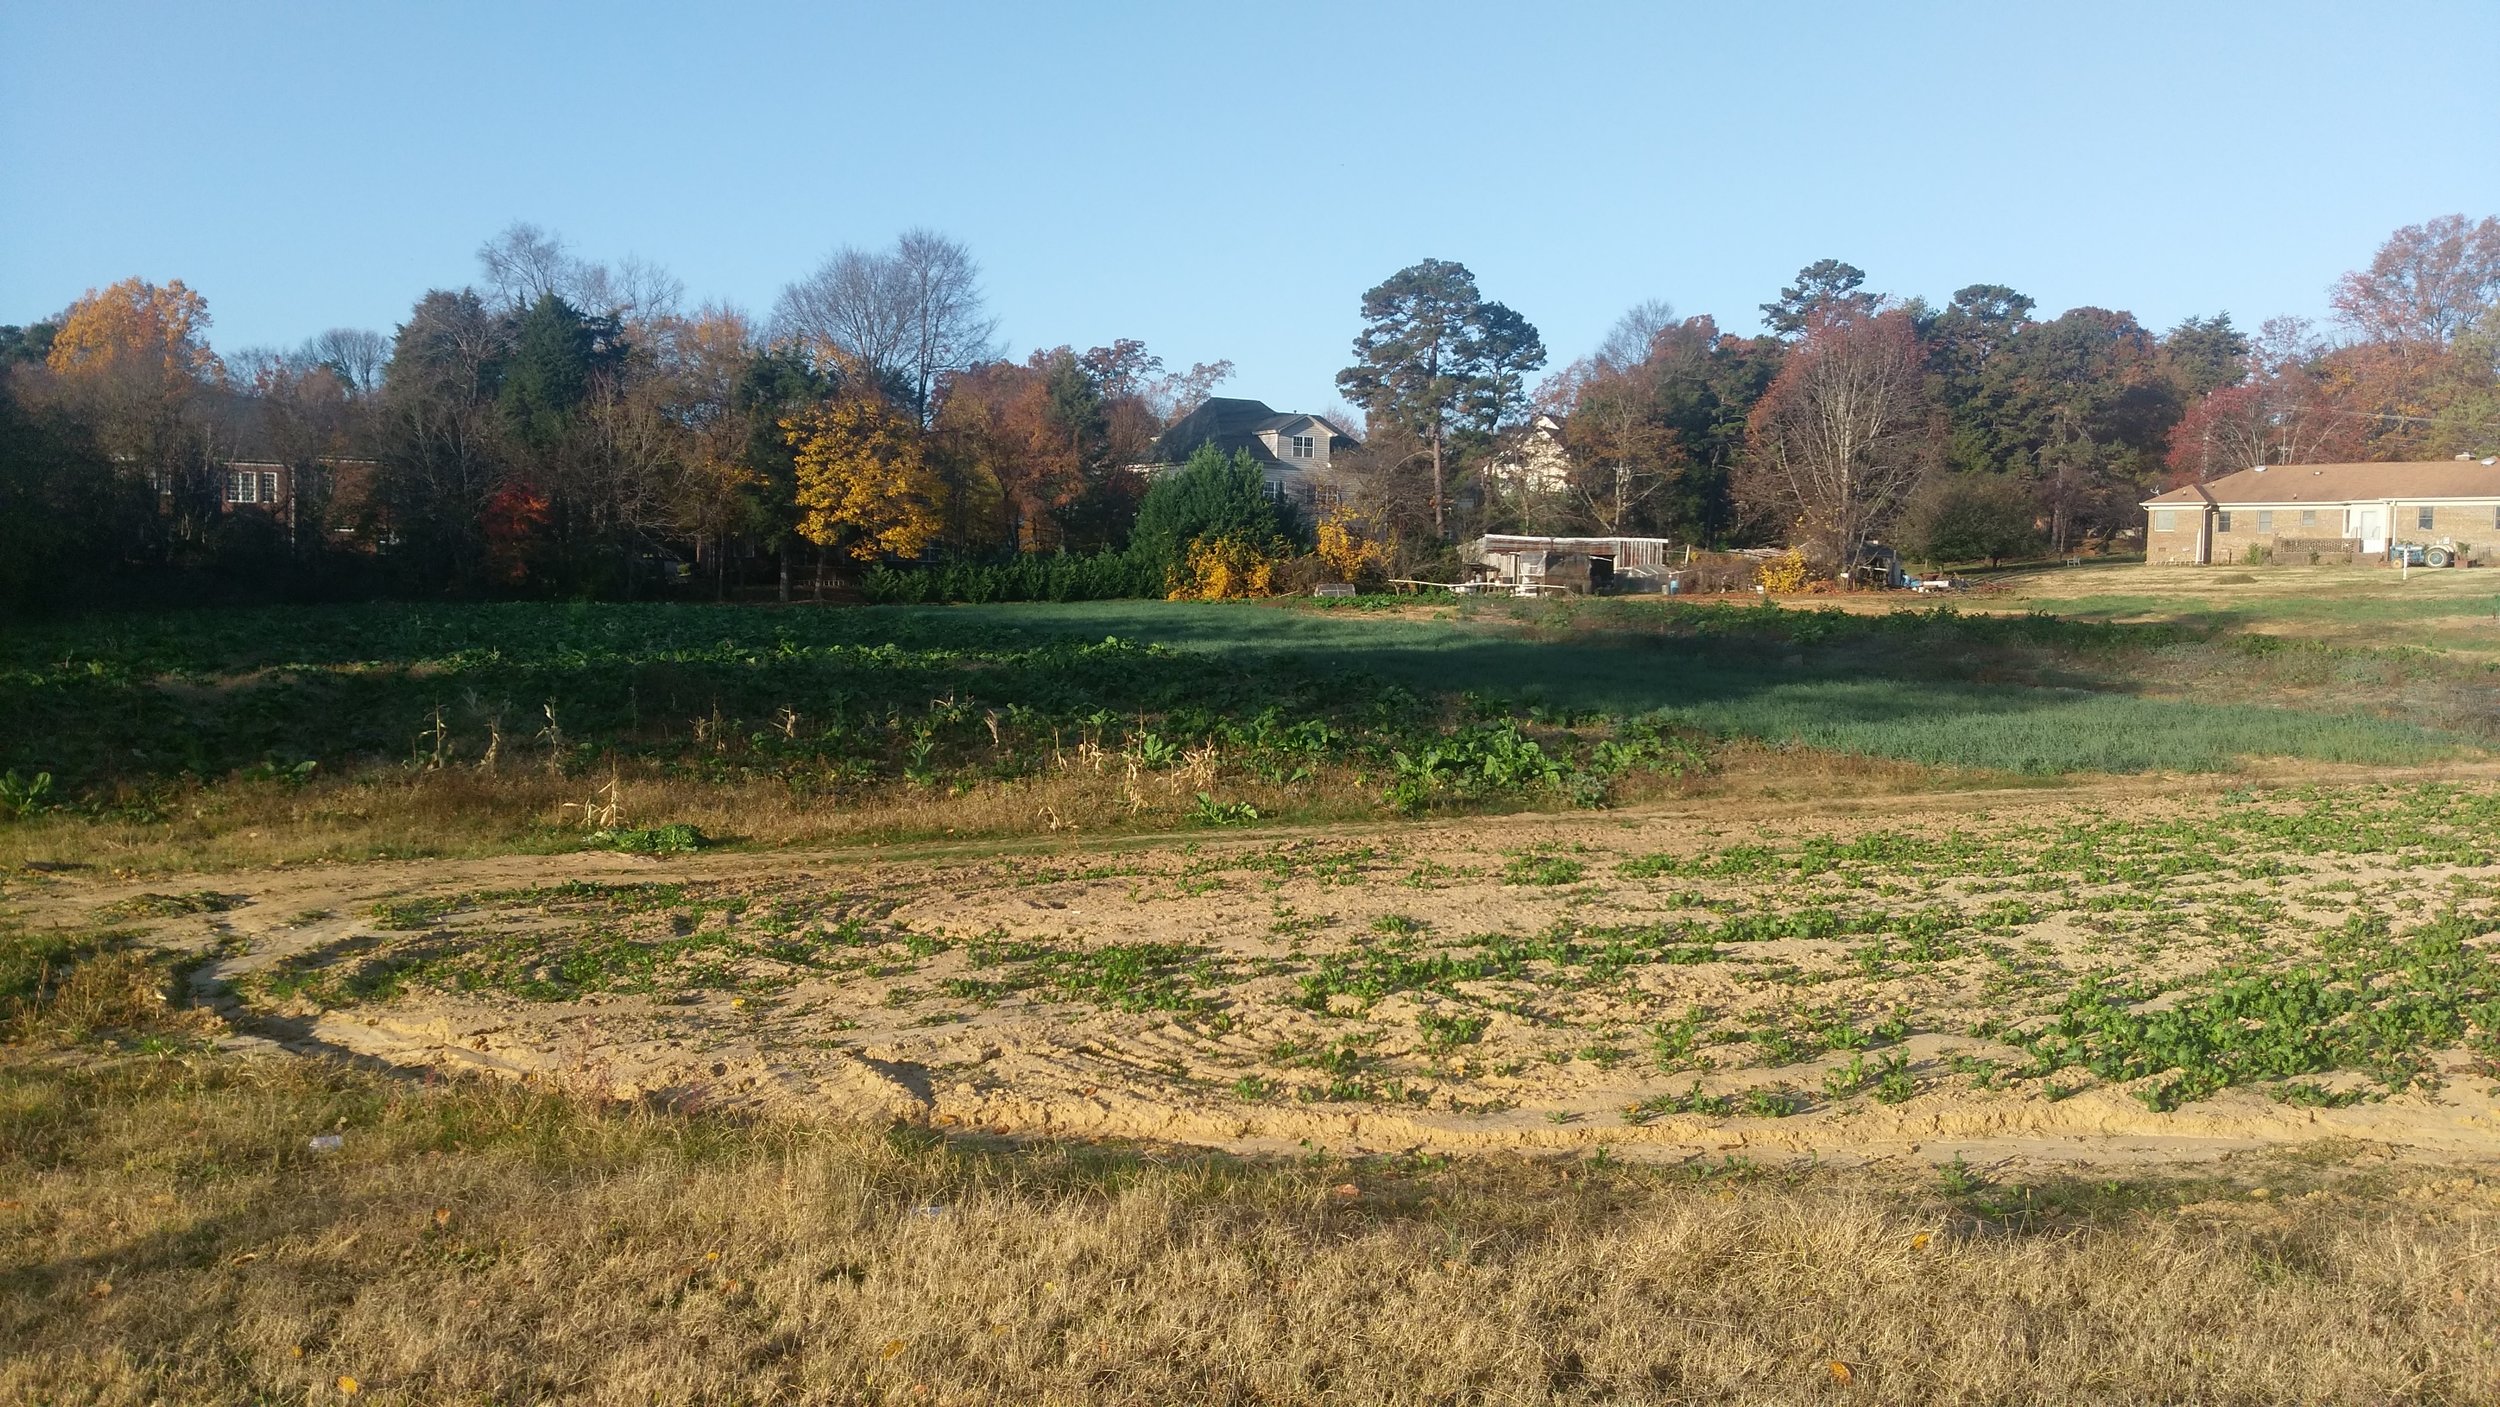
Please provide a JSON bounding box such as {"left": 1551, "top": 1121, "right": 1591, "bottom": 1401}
{"left": 2143, "top": 460, "right": 2500, "bottom": 508}
{"left": 1468, "top": 535, "right": 1677, "bottom": 553}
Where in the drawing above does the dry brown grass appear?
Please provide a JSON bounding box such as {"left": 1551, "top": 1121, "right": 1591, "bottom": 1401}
{"left": 0, "top": 738, "right": 2060, "bottom": 880}
{"left": 0, "top": 766, "right": 1390, "bottom": 878}
{"left": 2, "top": 933, "right": 2496, "bottom": 1407}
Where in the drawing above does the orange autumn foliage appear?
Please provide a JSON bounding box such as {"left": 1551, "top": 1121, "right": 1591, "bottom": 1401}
{"left": 46, "top": 277, "right": 219, "bottom": 389}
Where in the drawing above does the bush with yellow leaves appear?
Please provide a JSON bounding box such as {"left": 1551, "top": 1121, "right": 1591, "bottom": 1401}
{"left": 1314, "top": 506, "right": 1386, "bottom": 586}
{"left": 1168, "top": 535, "right": 1278, "bottom": 600}
{"left": 1755, "top": 548, "right": 1812, "bottom": 594}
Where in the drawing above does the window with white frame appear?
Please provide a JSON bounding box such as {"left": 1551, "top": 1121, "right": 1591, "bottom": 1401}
{"left": 2419, "top": 506, "right": 2436, "bottom": 530}
{"left": 2153, "top": 510, "right": 2175, "bottom": 532}
{"left": 1290, "top": 434, "right": 1315, "bottom": 459}
{"left": 2217, "top": 510, "right": 2232, "bottom": 533}
{"left": 2256, "top": 510, "right": 2273, "bottom": 533}
{"left": 224, "top": 470, "right": 282, "bottom": 505}
{"left": 2300, "top": 509, "right": 2317, "bottom": 529}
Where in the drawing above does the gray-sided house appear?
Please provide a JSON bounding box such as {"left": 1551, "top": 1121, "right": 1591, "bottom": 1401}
{"left": 2140, "top": 458, "right": 2500, "bottom": 565}
{"left": 1150, "top": 397, "right": 1359, "bottom": 507}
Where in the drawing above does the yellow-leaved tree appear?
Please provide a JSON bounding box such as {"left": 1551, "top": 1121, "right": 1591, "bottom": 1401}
{"left": 43, "top": 276, "right": 220, "bottom": 467}
{"left": 783, "top": 398, "right": 947, "bottom": 561}
{"left": 40, "top": 277, "right": 224, "bottom": 543}
{"left": 46, "top": 277, "right": 218, "bottom": 390}
{"left": 1314, "top": 504, "right": 1386, "bottom": 585}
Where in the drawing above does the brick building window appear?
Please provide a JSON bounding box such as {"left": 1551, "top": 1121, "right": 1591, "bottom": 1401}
{"left": 2153, "top": 510, "right": 2175, "bottom": 532}
{"left": 2300, "top": 509, "right": 2317, "bottom": 529}
{"left": 223, "top": 470, "right": 282, "bottom": 506}
{"left": 2419, "top": 506, "right": 2436, "bottom": 530}
{"left": 2217, "top": 511, "right": 2232, "bottom": 533}
{"left": 2257, "top": 511, "right": 2273, "bottom": 533}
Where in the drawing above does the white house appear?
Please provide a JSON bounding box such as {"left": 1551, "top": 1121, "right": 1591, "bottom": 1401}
{"left": 1480, "top": 413, "right": 1573, "bottom": 495}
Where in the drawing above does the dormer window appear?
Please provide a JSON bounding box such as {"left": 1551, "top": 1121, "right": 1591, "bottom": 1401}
{"left": 1291, "top": 435, "right": 1315, "bottom": 459}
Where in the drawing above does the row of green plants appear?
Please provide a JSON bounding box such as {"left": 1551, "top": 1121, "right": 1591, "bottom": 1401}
{"left": 857, "top": 550, "right": 1162, "bottom": 605}
{"left": 1, "top": 594, "right": 1740, "bottom": 822}
{"left": 3, "top": 592, "right": 2465, "bottom": 824}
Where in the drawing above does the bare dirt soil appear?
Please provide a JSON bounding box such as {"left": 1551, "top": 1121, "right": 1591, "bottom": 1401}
{"left": 16, "top": 771, "right": 2500, "bottom": 1177}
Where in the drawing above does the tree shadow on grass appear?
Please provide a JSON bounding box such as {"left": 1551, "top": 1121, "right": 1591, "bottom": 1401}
{"left": 1, "top": 599, "right": 2467, "bottom": 787}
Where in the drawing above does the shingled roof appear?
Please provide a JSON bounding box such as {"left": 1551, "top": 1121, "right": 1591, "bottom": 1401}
{"left": 2143, "top": 460, "right": 2500, "bottom": 508}
{"left": 1152, "top": 397, "right": 1357, "bottom": 467}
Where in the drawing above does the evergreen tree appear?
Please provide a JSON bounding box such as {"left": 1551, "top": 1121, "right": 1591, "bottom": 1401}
{"left": 1127, "top": 445, "right": 1298, "bottom": 579}
{"left": 497, "top": 294, "right": 620, "bottom": 450}
{"left": 1337, "top": 259, "right": 1545, "bottom": 540}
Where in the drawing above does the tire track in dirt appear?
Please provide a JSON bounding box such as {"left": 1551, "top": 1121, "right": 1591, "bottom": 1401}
{"left": 13, "top": 770, "right": 2500, "bottom": 1173}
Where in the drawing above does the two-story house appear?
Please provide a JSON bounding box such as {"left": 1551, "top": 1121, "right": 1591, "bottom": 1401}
{"left": 1150, "top": 397, "right": 1359, "bottom": 507}
{"left": 1480, "top": 413, "right": 1573, "bottom": 495}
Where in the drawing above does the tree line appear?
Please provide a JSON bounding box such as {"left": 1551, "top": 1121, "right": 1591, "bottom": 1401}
{"left": 1452, "top": 219, "right": 2500, "bottom": 570}
{"left": 3, "top": 215, "right": 2496, "bottom": 609}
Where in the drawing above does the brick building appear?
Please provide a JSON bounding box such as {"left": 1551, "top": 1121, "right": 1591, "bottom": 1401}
{"left": 2141, "top": 458, "right": 2500, "bottom": 565}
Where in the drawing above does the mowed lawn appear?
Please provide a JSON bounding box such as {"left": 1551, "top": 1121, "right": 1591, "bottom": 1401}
{"left": 1999, "top": 560, "right": 2500, "bottom": 656}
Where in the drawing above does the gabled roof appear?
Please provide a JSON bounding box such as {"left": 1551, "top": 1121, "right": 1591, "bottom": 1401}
{"left": 1152, "top": 397, "right": 1358, "bottom": 466}
{"left": 2143, "top": 460, "right": 2500, "bottom": 508}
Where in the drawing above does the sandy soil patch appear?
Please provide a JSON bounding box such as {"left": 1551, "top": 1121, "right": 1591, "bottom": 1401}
{"left": 14, "top": 776, "right": 2500, "bottom": 1174}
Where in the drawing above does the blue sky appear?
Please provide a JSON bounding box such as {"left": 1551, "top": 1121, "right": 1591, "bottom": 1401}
{"left": 5, "top": 1, "right": 2496, "bottom": 411}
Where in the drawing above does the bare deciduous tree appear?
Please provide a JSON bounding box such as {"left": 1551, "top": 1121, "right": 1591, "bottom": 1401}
{"left": 893, "top": 229, "right": 998, "bottom": 416}
{"left": 1594, "top": 298, "right": 1676, "bottom": 372}
{"left": 1147, "top": 360, "right": 1236, "bottom": 425}
{"left": 773, "top": 248, "right": 911, "bottom": 386}
{"left": 771, "top": 230, "right": 998, "bottom": 421}
{"left": 477, "top": 222, "right": 576, "bottom": 314}
{"left": 305, "top": 328, "right": 390, "bottom": 396}
{"left": 476, "top": 223, "right": 684, "bottom": 341}
{"left": 1739, "top": 310, "right": 1933, "bottom": 576}
{"left": 575, "top": 255, "right": 686, "bottom": 336}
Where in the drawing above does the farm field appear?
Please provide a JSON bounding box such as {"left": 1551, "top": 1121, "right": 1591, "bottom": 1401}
{"left": 3, "top": 590, "right": 2492, "bottom": 872}
{"left": 9, "top": 591, "right": 2500, "bottom": 1402}
{"left": 22, "top": 775, "right": 2500, "bottom": 1165}
{"left": 8, "top": 772, "right": 2500, "bottom": 1403}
